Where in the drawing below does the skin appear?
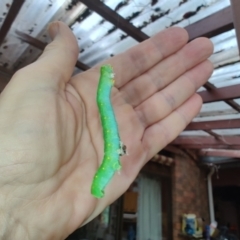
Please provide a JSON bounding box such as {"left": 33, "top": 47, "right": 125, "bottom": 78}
{"left": 91, "top": 65, "right": 122, "bottom": 198}
{"left": 0, "top": 21, "right": 213, "bottom": 240}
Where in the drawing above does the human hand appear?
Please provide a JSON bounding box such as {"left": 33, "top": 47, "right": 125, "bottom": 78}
{"left": 0, "top": 21, "right": 213, "bottom": 239}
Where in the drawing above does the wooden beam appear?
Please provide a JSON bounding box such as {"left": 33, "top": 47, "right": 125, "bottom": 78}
{"left": 225, "top": 100, "right": 240, "bottom": 112}
{"left": 199, "top": 149, "right": 240, "bottom": 158}
{"left": 185, "top": 119, "right": 240, "bottom": 130}
{"left": 172, "top": 136, "right": 240, "bottom": 145}
{"left": 204, "top": 82, "right": 240, "bottom": 112}
{"left": 185, "top": 6, "right": 234, "bottom": 41}
{"left": 199, "top": 84, "right": 240, "bottom": 103}
{"left": 80, "top": 0, "right": 148, "bottom": 42}
{"left": 0, "top": 0, "right": 25, "bottom": 45}
{"left": 204, "top": 130, "right": 221, "bottom": 138}
{"left": 180, "top": 144, "right": 240, "bottom": 150}
{"left": 230, "top": 0, "right": 240, "bottom": 55}
{"left": 15, "top": 30, "right": 90, "bottom": 71}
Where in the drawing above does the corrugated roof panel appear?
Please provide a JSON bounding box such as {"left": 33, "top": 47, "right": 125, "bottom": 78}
{"left": 0, "top": 0, "right": 86, "bottom": 71}
{"left": 0, "top": 0, "right": 234, "bottom": 71}
{"left": 72, "top": 12, "right": 113, "bottom": 46}
{"left": 71, "top": 12, "right": 128, "bottom": 65}
{"left": 193, "top": 101, "right": 239, "bottom": 122}
{"left": 194, "top": 113, "right": 240, "bottom": 122}
{"left": 211, "top": 128, "right": 240, "bottom": 135}
{"left": 0, "top": 0, "right": 239, "bottom": 148}
{"left": 75, "top": 0, "right": 231, "bottom": 66}
{"left": 206, "top": 29, "right": 240, "bottom": 88}
{"left": 234, "top": 98, "right": 240, "bottom": 104}
{"left": 199, "top": 101, "right": 237, "bottom": 113}
{"left": 209, "top": 47, "right": 239, "bottom": 68}
{"left": 138, "top": 0, "right": 230, "bottom": 35}
{"left": 210, "top": 63, "right": 240, "bottom": 82}
{"left": 180, "top": 130, "right": 210, "bottom": 136}
{"left": 211, "top": 29, "right": 237, "bottom": 53}
{"left": 0, "top": 0, "right": 52, "bottom": 69}
{"left": 80, "top": 35, "right": 139, "bottom": 66}
{"left": 0, "top": 0, "right": 14, "bottom": 29}
{"left": 105, "top": 0, "right": 231, "bottom": 30}
{"left": 212, "top": 78, "right": 240, "bottom": 88}
{"left": 76, "top": 26, "right": 128, "bottom": 65}
{"left": 190, "top": 16, "right": 240, "bottom": 131}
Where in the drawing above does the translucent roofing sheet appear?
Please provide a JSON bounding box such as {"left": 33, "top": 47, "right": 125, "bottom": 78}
{"left": 211, "top": 129, "right": 240, "bottom": 135}
{"left": 0, "top": 0, "right": 14, "bottom": 29}
{"left": 75, "top": 0, "right": 232, "bottom": 66}
{"left": 193, "top": 113, "right": 240, "bottom": 122}
{"left": 0, "top": 0, "right": 86, "bottom": 70}
{"left": 0, "top": 0, "right": 240, "bottom": 140}
{"left": 198, "top": 101, "right": 238, "bottom": 116}
{"left": 180, "top": 130, "right": 210, "bottom": 136}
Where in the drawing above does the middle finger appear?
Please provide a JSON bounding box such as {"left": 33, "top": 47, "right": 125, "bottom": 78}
{"left": 120, "top": 37, "right": 213, "bottom": 107}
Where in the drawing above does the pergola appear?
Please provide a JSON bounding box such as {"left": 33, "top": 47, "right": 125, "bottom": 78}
{"left": 0, "top": 0, "right": 240, "bottom": 160}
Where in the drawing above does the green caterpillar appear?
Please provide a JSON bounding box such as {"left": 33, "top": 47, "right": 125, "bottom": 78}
{"left": 91, "top": 64, "right": 126, "bottom": 198}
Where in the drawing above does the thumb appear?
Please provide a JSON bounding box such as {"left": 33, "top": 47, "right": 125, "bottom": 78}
{"left": 35, "top": 21, "right": 79, "bottom": 83}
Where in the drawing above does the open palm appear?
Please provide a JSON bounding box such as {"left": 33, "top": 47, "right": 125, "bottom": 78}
{"left": 0, "top": 22, "right": 213, "bottom": 240}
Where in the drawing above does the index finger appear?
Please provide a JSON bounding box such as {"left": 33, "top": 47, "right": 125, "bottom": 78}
{"left": 94, "top": 27, "right": 188, "bottom": 88}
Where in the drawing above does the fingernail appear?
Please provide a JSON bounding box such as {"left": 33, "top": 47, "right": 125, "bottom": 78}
{"left": 48, "top": 21, "right": 59, "bottom": 40}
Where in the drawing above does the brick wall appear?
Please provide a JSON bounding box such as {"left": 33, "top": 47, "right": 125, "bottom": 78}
{"left": 172, "top": 155, "right": 209, "bottom": 240}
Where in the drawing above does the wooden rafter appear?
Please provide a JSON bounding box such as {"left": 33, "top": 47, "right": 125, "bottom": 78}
{"left": 199, "top": 84, "right": 240, "bottom": 103}
{"left": 15, "top": 31, "right": 90, "bottom": 71}
{"left": 185, "top": 6, "right": 234, "bottom": 41}
{"left": 204, "top": 130, "right": 222, "bottom": 139}
{"left": 172, "top": 136, "right": 240, "bottom": 145}
{"left": 80, "top": 0, "right": 148, "bottom": 42}
{"left": 199, "top": 149, "right": 240, "bottom": 158}
{"left": 204, "top": 82, "right": 240, "bottom": 112}
{"left": 179, "top": 144, "right": 240, "bottom": 150}
{"left": 0, "top": 0, "right": 25, "bottom": 45}
{"left": 186, "top": 119, "right": 240, "bottom": 130}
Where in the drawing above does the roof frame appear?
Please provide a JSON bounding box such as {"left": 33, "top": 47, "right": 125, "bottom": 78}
{"left": 179, "top": 144, "right": 240, "bottom": 150}
{"left": 80, "top": 1, "right": 235, "bottom": 43}
{"left": 172, "top": 136, "right": 240, "bottom": 145}
{"left": 15, "top": 31, "right": 90, "bottom": 71}
{"left": 199, "top": 149, "right": 240, "bottom": 158}
{"left": 185, "top": 119, "right": 240, "bottom": 130}
{"left": 1, "top": 1, "right": 240, "bottom": 154}
{"left": 79, "top": 0, "right": 240, "bottom": 143}
{"left": 80, "top": 0, "right": 148, "bottom": 42}
{"left": 199, "top": 83, "right": 240, "bottom": 104}
{"left": 185, "top": 6, "right": 234, "bottom": 41}
{"left": 0, "top": 0, "right": 25, "bottom": 45}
